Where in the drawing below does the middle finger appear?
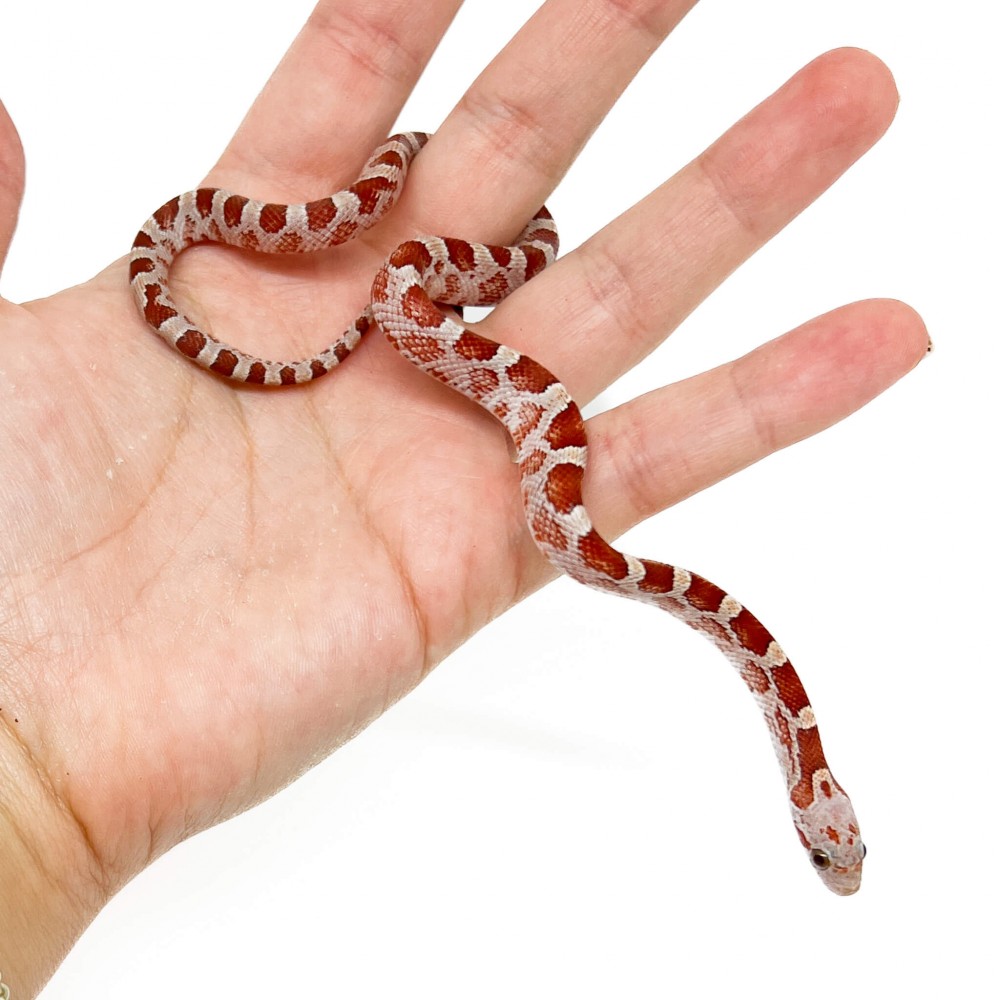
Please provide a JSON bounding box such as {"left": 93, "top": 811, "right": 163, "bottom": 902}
{"left": 403, "top": 0, "right": 698, "bottom": 238}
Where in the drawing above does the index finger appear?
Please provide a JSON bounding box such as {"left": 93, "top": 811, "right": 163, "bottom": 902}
{"left": 206, "top": 0, "right": 462, "bottom": 197}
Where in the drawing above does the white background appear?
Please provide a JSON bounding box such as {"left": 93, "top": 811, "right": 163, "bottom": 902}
{"left": 0, "top": 1, "right": 995, "bottom": 996}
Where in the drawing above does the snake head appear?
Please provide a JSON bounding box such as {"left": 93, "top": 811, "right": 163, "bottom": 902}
{"left": 794, "top": 783, "right": 865, "bottom": 896}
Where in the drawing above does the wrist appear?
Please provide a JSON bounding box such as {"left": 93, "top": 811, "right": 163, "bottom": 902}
{"left": 0, "top": 721, "right": 108, "bottom": 998}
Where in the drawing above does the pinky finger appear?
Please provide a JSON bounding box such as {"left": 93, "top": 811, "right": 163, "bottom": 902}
{"left": 0, "top": 99, "right": 25, "bottom": 284}
{"left": 581, "top": 298, "right": 930, "bottom": 539}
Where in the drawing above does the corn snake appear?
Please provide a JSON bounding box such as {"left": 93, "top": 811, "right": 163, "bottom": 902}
{"left": 129, "top": 130, "right": 865, "bottom": 894}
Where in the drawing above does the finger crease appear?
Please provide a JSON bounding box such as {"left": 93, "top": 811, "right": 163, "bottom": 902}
{"left": 727, "top": 357, "right": 779, "bottom": 456}
{"left": 306, "top": 4, "right": 422, "bottom": 90}
{"left": 578, "top": 241, "right": 657, "bottom": 363}
{"left": 456, "top": 85, "right": 566, "bottom": 190}
{"left": 694, "top": 149, "right": 773, "bottom": 244}
{"left": 595, "top": 0, "right": 675, "bottom": 49}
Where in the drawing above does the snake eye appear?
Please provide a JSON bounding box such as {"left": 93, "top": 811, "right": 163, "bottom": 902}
{"left": 810, "top": 849, "right": 832, "bottom": 870}
{"left": 861, "top": 842, "right": 867, "bottom": 860}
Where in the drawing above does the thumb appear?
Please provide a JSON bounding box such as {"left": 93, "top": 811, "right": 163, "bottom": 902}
{"left": 0, "top": 98, "right": 25, "bottom": 287}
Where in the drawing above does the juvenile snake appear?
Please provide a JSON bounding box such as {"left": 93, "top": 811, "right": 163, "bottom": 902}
{"left": 130, "top": 131, "right": 865, "bottom": 894}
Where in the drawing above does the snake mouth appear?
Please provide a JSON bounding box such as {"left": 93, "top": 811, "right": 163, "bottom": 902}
{"left": 832, "top": 881, "right": 861, "bottom": 897}
{"left": 827, "top": 865, "right": 863, "bottom": 896}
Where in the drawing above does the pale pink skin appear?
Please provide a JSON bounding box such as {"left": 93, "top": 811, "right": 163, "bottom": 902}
{"left": 794, "top": 787, "right": 865, "bottom": 895}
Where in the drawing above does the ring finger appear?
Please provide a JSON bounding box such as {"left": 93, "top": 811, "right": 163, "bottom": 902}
{"left": 484, "top": 48, "right": 904, "bottom": 398}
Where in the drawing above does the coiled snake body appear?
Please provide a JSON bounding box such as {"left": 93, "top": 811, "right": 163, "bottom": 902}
{"left": 130, "top": 132, "right": 865, "bottom": 894}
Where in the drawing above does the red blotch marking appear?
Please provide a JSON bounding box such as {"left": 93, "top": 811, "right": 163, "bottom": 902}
{"left": 507, "top": 355, "right": 557, "bottom": 394}
{"left": 789, "top": 727, "right": 831, "bottom": 810}
{"left": 311, "top": 360, "right": 330, "bottom": 379}
{"left": 275, "top": 232, "right": 304, "bottom": 253}
{"left": 175, "top": 329, "right": 206, "bottom": 359}
{"left": 579, "top": 530, "right": 629, "bottom": 580}
{"left": 223, "top": 195, "right": 248, "bottom": 229}
{"left": 796, "top": 827, "right": 811, "bottom": 850}
{"left": 131, "top": 231, "right": 155, "bottom": 250}
{"left": 371, "top": 150, "right": 403, "bottom": 169}
{"left": 637, "top": 559, "right": 675, "bottom": 594}
{"left": 306, "top": 197, "right": 337, "bottom": 231}
{"left": 351, "top": 176, "right": 393, "bottom": 216}
{"left": 279, "top": 367, "right": 297, "bottom": 385}
{"left": 259, "top": 204, "right": 288, "bottom": 234}
{"left": 741, "top": 662, "right": 771, "bottom": 695}
{"left": 240, "top": 231, "right": 260, "bottom": 251}
{"left": 142, "top": 285, "right": 177, "bottom": 328}
{"left": 371, "top": 268, "right": 389, "bottom": 304}
{"left": 849, "top": 824, "right": 859, "bottom": 836}
{"left": 210, "top": 349, "right": 238, "bottom": 376}
{"left": 772, "top": 709, "right": 795, "bottom": 760}
{"left": 455, "top": 331, "right": 500, "bottom": 361}
{"left": 477, "top": 273, "right": 510, "bottom": 303}
{"left": 399, "top": 334, "right": 446, "bottom": 363}
{"left": 545, "top": 404, "right": 586, "bottom": 450}
{"left": 532, "top": 508, "right": 568, "bottom": 550}
{"left": 443, "top": 238, "right": 477, "bottom": 272}
{"left": 545, "top": 463, "right": 584, "bottom": 514}
{"left": 129, "top": 257, "right": 155, "bottom": 281}
{"left": 468, "top": 368, "right": 500, "bottom": 399}
{"left": 424, "top": 364, "right": 449, "bottom": 384}
{"left": 825, "top": 826, "right": 841, "bottom": 845}
{"left": 731, "top": 608, "right": 773, "bottom": 656}
{"left": 489, "top": 245, "right": 512, "bottom": 268}
{"left": 153, "top": 196, "right": 180, "bottom": 230}
{"left": 246, "top": 362, "right": 267, "bottom": 384}
{"left": 401, "top": 286, "right": 443, "bottom": 329}
{"left": 531, "top": 227, "right": 559, "bottom": 251}
{"left": 332, "top": 220, "right": 359, "bottom": 243}
{"left": 389, "top": 240, "right": 433, "bottom": 272}
{"left": 522, "top": 245, "right": 548, "bottom": 280}
{"left": 771, "top": 661, "right": 812, "bottom": 716}
{"left": 195, "top": 189, "right": 216, "bottom": 218}
{"left": 333, "top": 342, "right": 352, "bottom": 363}
{"left": 685, "top": 574, "right": 727, "bottom": 613}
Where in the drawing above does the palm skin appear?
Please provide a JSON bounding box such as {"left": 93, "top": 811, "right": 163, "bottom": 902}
{"left": 2, "top": 235, "right": 554, "bottom": 875}
{"left": 0, "top": 2, "right": 928, "bottom": 994}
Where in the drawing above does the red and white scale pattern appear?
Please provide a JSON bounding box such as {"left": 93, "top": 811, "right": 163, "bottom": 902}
{"left": 130, "top": 133, "right": 865, "bottom": 894}
{"left": 130, "top": 132, "right": 430, "bottom": 384}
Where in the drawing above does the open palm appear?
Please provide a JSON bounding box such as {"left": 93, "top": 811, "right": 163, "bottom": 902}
{"left": 0, "top": 1, "right": 928, "bottom": 992}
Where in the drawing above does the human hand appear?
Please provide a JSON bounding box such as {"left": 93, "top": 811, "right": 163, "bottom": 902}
{"left": 0, "top": 0, "right": 927, "bottom": 992}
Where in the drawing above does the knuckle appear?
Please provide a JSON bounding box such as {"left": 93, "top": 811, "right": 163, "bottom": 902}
{"left": 455, "top": 84, "right": 563, "bottom": 187}
{"left": 727, "top": 360, "right": 779, "bottom": 455}
{"left": 306, "top": 4, "right": 421, "bottom": 88}
{"left": 598, "top": 0, "right": 672, "bottom": 45}
{"left": 577, "top": 241, "right": 653, "bottom": 354}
